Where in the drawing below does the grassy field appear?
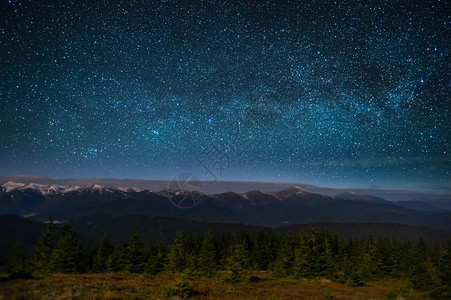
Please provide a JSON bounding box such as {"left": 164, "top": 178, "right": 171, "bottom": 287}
{"left": 0, "top": 272, "right": 430, "bottom": 299}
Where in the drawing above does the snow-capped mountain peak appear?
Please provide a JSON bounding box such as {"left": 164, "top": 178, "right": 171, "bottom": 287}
{"left": 0, "top": 181, "right": 134, "bottom": 195}
{"left": 2, "top": 181, "right": 26, "bottom": 192}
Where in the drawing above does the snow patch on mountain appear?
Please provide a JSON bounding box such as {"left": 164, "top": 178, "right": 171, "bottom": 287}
{"left": 0, "top": 181, "right": 136, "bottom": 196}
{"left": 2, "top": 181, "right": 26, "bottom": 192}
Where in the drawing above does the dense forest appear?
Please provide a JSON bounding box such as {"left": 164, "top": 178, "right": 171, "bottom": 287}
{"left": 3, "top": 218, "right": 450, "bottom": 298}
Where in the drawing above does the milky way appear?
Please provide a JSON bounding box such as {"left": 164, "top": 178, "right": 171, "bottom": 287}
{"left": 1, "top": 0, "right": 449, "bottom": 190}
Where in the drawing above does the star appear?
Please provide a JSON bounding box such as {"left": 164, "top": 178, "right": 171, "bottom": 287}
{"left": 0, "top": 0, "right": 449, "bottom": 191}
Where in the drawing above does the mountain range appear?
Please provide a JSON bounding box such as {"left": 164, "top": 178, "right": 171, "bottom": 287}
{"left": 1, "top": 175, "right": 450, "bottom": 206}
{"left": 1, "top": 181, "right": 449, "bottom": 231}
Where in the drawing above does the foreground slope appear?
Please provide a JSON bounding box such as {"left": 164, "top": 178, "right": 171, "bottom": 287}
{"left": 0, "top": 273, "right": 432, "bottom": 300}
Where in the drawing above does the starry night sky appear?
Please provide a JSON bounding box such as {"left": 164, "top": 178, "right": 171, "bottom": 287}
{"left": 1, "top": 0, "right": 450, "bottom": 191}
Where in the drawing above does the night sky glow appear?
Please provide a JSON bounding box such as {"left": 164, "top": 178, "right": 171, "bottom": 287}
{"left": 1, "top": 0, "right": 450, "bottom": 191}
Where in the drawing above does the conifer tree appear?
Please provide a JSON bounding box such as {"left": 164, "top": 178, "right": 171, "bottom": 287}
{"left": 438, "top": 241, "right": 451, "bottom": 290}
{"left": 34, "top": 217, "right": 58, "bottom": 274}
{"left": 346, "top": 264, "right": 365, "bottom": 287}
{"left": 215, "top": 233, "right": 232, "bottom": 269}
{"left": 293, "top": 232, "right": 310, "bottom": 278}
{"left": 432, "top": 241, "right": 451, "bottom": 298}
{"left": 224, "top": 241, "right": 249, "bottom": 282}
{"left": 306, "top": 229, "right": 330, "bottom": 278}
{"left": 92, "top": 235, "right": 113, "bottom": 273}
{"left": 376, "top": 238, "right": 394, "bottom": 276}
{"left": 197, "top": 231, "right": 217, "bottom": 277}
{"left": 49, "top": 220, "right": 82, "bottom": 273}
{"left": 327, "top": 234, "right": 344, "bottom": 281}
{"left": 107, "top": 242, "right": 127, "bottom": 273}
{"left": 166, "top": 232, "right": 186, "bottom": 274}
{"left": 272, "top": 232, "right": 296, "bottom": 277}
{"left": 146, "top": 231, "right": 166, "bottom": 274}
{"left": 394, "top": 241, "right": 415, "bottom": 277}
{"left": 7, "top": 240, "right": 31, "bottom": 277}
{"left": 126, "top": 228, "right": 148, "bottom": 273}
{"left": 252, "top": 231, "right": 276, "bottom": 270}
{"left": 184, "top": 234, "right": 199, "bottom": 273}
{"left": 411, "top": 258, "right": 442, "bottom": 292}
{"left": 357, "top": 238, "right": 384, "bottom": 281}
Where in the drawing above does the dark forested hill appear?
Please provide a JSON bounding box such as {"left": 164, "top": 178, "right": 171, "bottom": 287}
{"left": 2, "top": 214, "right": 451, "bottom": 260}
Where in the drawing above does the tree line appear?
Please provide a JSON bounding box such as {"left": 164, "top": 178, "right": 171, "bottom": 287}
{"left": 4, "top": 218, "right": 451, "bottom": 298}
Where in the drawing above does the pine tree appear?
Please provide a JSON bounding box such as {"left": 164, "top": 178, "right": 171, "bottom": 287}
{"left": 80, "top": 243, "right": 97, "bottom": 273}
{"left": 293, "top": 231, "right": 310, "bottom": 278}
{"left": 389, "top": 240, "right": 405, "bottom": 278}
{"left": 307, "top": 229, "right": 331, "bottom": 278}
{"left": 7, "top": 240, "right": 32, "bottom": 277}
{"left": 92, "top": 235, "right": 113, "bottom": 273}
{"left": 376, "top": 238, "right": 394, "bottom": 276}
{"left": 410, "top": 238, "right": 432, "bottom": 289}
{"left": 411, "top": 258, "right": 442, "bottom": 293}
{"left": 252, "top": 231, "right": 276, "bottom": 270}
{"left": 107, "top": 242, "right": 127, "bottom": 273}
{"left": 346, "top": 264, "right": 365, "bottom": 287}
{"left": 166, "top": 232, "right": 186, "bottom": 274}
{"left": 184, "top": 234, "right": 199, "bottom": 274}
{"left": 272, "top": 232, "right": 296, "bottom": 277}
{"left": 292, "top": 229, "right": 330, "bottom": 279}
{"left": 215, "top": 233, "right": 232, "bottom": 269}
{"left": 393, "top": 241, "right": 415, "bottom": 278}
{"left": 357, "top": 237, "right": 384, "bottom": 281}
{"left": 224, "top": 242, "right": 249, "bottom": 282}
{"left": 327, "top": 234, "right": 345, "bottom": 281}
{"left": 438, "top": 242, "right": 451, "bottom": 290}
{"left": 197, "top": 231, "right": 217, "bottom": 277}
{"left": 126, "top": 228, "right": 147, "bottom": 273}
{"left": 49, "top": 220, "right": 82, "bottom": 273}
{"left": 433, "top": 241, "right": 451, "bottom": 299}
{"left": 146, "top": 231, "right": 166, "bottom": 274}
{"left": 34, "top": 217, "right": 58, "bottom": 274}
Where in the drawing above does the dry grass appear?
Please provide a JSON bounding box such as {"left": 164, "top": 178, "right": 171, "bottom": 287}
{"left": 0, "top": 272, "right": 430, "bottom": 300}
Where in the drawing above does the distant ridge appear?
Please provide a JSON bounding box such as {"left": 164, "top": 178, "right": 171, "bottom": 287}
{"left": 1, "top": 175, "right": 449, "bottom": 207}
